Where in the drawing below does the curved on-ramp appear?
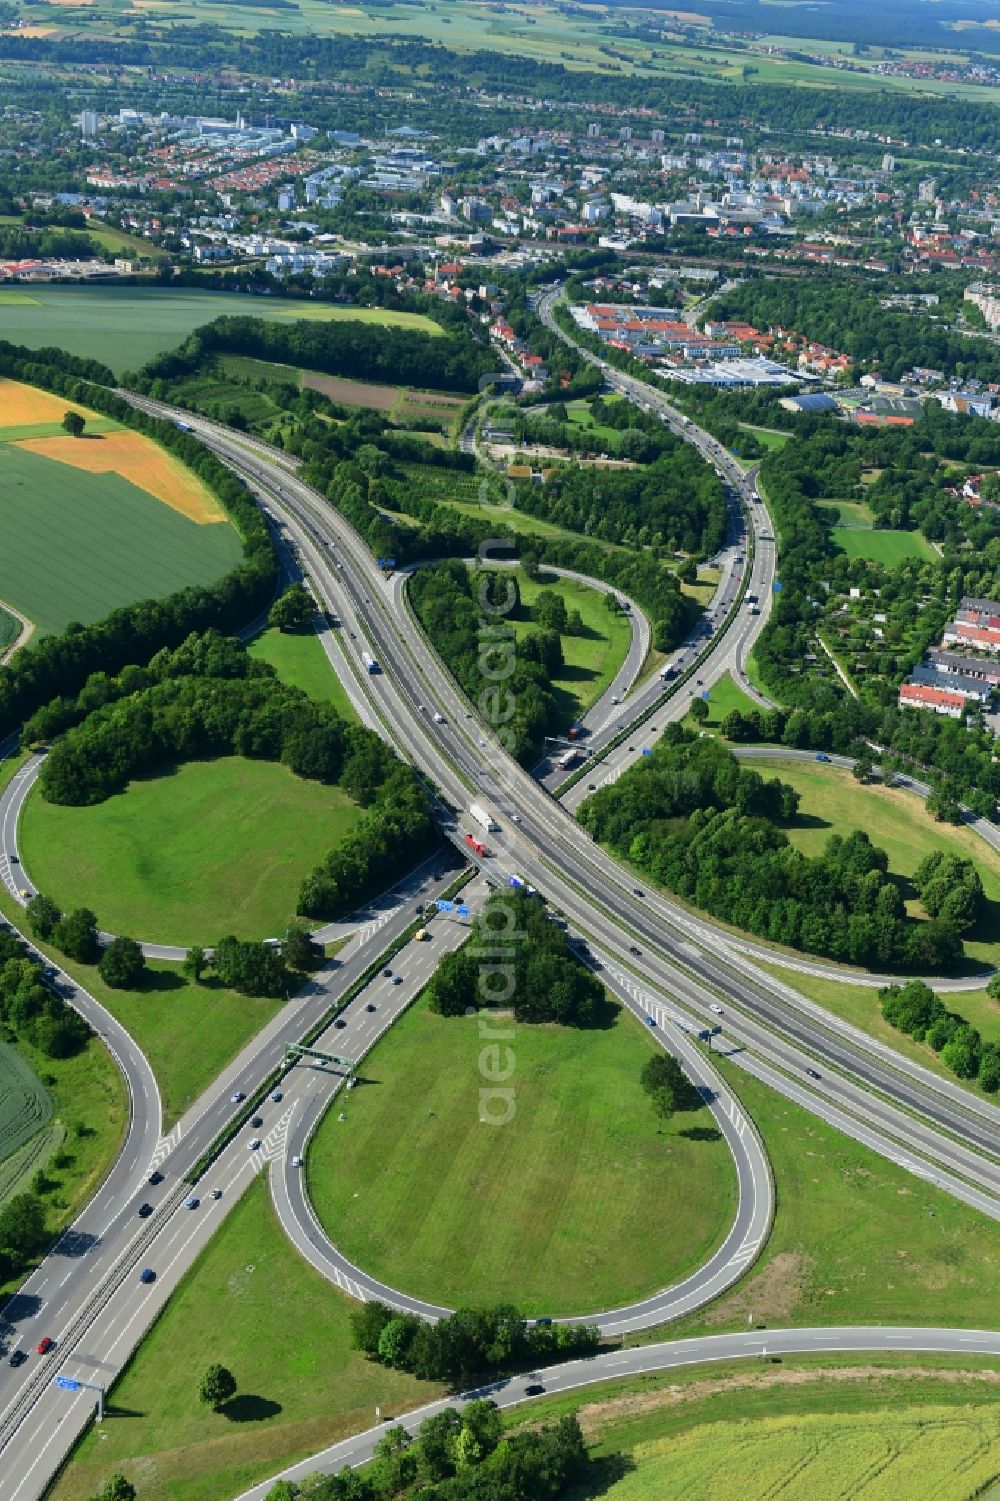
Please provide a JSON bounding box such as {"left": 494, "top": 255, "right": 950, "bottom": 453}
{"left": 234, "top": 1325, "right": 1000, "bottom": 1501}
{"left": 269, "top": 940, "right": 772, "bottom": 1337}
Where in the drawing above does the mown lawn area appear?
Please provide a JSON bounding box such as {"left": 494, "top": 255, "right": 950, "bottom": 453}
{"left": 308, "top": 994, "right": 736, "bottom": 1318}
{"left": 20, "top": 757, "right": 363, "bottom": 947}
{"left": 662, "top": 1061, "right": 1000, "bottom": 1335}
{"left": 682, "top": 672, "right": 760, "bottom": 733}
{"left": 512, "top": 566, "right": 633, "bottom": 720}
{"left": 0, "top": 443, "right": 242, "bottom": 635}
{"left": 50, "top": 1174, "right": 444, "bottom": 1501}
{"left": 248, "top": 626, "right": 358, "bottom": 722}
{"left": 738, "top": 423, "right": 789, "bottom": 452}
{"left": 752, "top": 758, "right": 1000, "bottom": 972}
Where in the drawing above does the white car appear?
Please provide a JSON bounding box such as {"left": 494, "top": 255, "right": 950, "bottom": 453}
{"left": 291, "top": 1154, "right": 302, "bottom": 1167}
{"left": 433, "top": 712, "right": 445, "bottom": 724}
{"left": 709, "top": 1003, "right": 723, "bottom": 1015}
{"left": 248, "top": 1138, "right": 262, "bottom": 1151}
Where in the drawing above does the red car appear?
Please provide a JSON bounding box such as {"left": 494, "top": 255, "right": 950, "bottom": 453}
{"left": 36, "top": 1337, "right": 53, "bottom": 1355}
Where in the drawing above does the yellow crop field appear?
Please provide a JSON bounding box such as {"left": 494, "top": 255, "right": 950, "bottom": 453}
{"left": 0, "top": 378, "right": 98, "bottom": 429}
{"left": 0, "top": 292, "right": 40, "bottom": 306}
{"left": 607, "top": 1405, "right": 1000, "bottom": 1501}
{"left": 14, "top": 431, "right": 226, "bottom": 524}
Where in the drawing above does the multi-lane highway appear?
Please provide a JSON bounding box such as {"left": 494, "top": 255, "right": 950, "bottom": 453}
{"left": 0, "top": 334, "right": 996, "bottom": 1496}
{"left": 118, "top": 397, "right": 1000, "bottom": 1196}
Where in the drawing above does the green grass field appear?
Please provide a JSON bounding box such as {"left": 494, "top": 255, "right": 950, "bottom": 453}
{"left": 20, "top": 758, "right": 364, "bottom": 947}
{"left": 512, "top": 567, "right": 633, "bottom": 722}
{"left": 0, "top": 444, "right": 242, "bottom": 635}
{"left": 308, "top": 993, "right": 736, "bottom": 1317}
{"left": 683, "top": 672, "right": 761, "bottom": 733}
{"left": 664, "top": 1060, "right": 1000, "bottom": 1335}
{"left": 831, "top": 526, "right": 938, "bottom": 564}
{"left": 0, "top": 287, "right": 440, "bottom": 375}
{"left": 583, "top": 1403, "right": 1000, "bottom": 1501}
{"left": 50, "top": 1173, "right": 444, "bottom": 1501}
{"left": 751, "top": 758, "right": 1000, "bottom": 973}
{"left": 738, "top": 423, "right": 789, "bottom": 452}
{"left": 818, "top": 499, "right": 876, "bottom": 528}
{"left": 248, "top": 626, "right": 358, "bottom": 723}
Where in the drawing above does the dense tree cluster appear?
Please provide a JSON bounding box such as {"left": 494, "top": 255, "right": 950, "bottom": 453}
{"left": 0, "top": 924, "right": 90, "bottom": 1058}
{"left": 579, "top": 726, "right": 968, "bottom": 971}
{"left": 351, "top": 1299, "right": 599, "bottom": 1384}
{"left": 29, "top": 629, "right": 434, "bottom": 922}
{"left": 427, "top": 888, "right": 607, "bottom": 1027}
{"left": 409, "top": 563, "right": 563, "bottom": 762}
{"left": 0, "top": 347, "right": 276, "bottom": 740}
{"left": 508, "top": 448, "right": 725, "bottom": 559}
{"left": 264, "top": 1405, "right": 590, "bottom": 1501}
{"left": 134, "top": 315, "right": 495, "bottom": 395}
{"left": 879, "top": 980, "right": 1000, "bottom": 1092}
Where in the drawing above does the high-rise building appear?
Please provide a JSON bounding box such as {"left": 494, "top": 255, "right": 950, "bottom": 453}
{"left": 80, "top": 110, "right": 98, "bottom": 139}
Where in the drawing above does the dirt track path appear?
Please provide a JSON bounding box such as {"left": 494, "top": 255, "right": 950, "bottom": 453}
{"left": 0, "top": 600, "right": 34, "bottom": 664}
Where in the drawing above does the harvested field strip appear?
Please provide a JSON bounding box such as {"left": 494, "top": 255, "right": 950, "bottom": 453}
{"left": 301, "top": 371, "right": 401, "bottom": 409}
{"left": 0, "top": 1041, "right": 54, "bottom": 1175}
{"left": 14, "top": 430, "right": 226, "bottom": 523}
{"left": 0, "top": 377, "right": 113, "bottom": 432}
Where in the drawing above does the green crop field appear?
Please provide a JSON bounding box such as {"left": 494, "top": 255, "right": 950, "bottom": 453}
{"left": 511, "top": 566, "right": 633, "bottom": 722}
{"left": 248, "top": 626, "right": 358, "bottom": 722}
{"left": 0, "top": 605, "right": 18, "bottom": 654}
{"left": 0, "top": 444, "right": 242, "bottom": 635}
{"left": 750, "top": 758, "right": 1000, "bottom": 973}
{"left": 308, "top": 993, "right": 736, "bottom": 1317}
{"left": 50, "top": 1174, "right": 444, "bottom": 1501}
{"left": 517, "top": 1354, "right": 1000, "bottom": 1500}
{"left": 0, "top": 1030, "right": 127, "bottom": 1268}
{"left": 0, "top": 287, "right": 441, "bottom": 375}
{"left": 20, "top": 757, "right": 364, "bottom": 948}
{"left": 584, "top": 1404, "right": 1000, "bottom": 1501}
{"left": 665, "top": 1061, "right": 1000, "bottom": 1335}
{"left": 0, "top": 1042, "right": 53, "bottom": 1182}
{"left": 832, "top": 526, "right": 938, "bottom": 564}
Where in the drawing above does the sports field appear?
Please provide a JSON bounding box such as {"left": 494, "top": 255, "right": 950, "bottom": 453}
{"left": 751, "top": 757, "right": 1000, "bottom": 972}
{"left": 832, "top": 526, "right": 939, "bottom": 564}
{"left": 0, "top": 442, "right": 242, "bottom": 634}
{"left": 308, "top": 995, "right": 736, "bottom": 1316}
{"left": 20, "top": 758, "right": 365, "bottom": 947}
{"left": 0, "top": 287, "right": 442, "bottom": 374}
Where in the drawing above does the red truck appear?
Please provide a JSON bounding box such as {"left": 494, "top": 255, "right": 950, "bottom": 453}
{"left": 464, "top": 831, "right": 487, "bottom": 857}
